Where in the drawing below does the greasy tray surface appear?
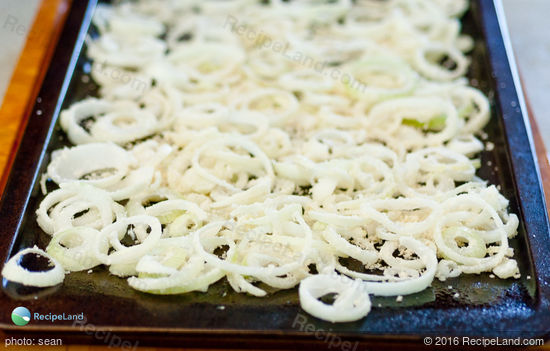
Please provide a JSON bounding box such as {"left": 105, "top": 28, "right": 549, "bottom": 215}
{"left": 0, "top": 0, "right": 549, "bottom": 345}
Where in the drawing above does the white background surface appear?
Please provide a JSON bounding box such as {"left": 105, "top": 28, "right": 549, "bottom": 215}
{"left": 502, "top": 0, "right": 550, "bottom": 146}
{"left": 0, "top": 0, "right": 548, "bottom": 146}
{"left": 0, "top": 0, "right": 40, "bottom": 103}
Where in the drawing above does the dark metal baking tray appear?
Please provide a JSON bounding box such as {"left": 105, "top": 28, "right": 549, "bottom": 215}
{"left": 1, "top": 0, "right": 549, "bottom": 348}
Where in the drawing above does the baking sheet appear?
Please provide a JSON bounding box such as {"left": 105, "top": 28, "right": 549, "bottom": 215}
{"left": 0, "top": 0, "right": 548, "bottom": 347}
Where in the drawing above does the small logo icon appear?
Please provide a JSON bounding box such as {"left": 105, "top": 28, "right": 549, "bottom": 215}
{"left": 11, "top": 307, "right": 31, "bottom": 326}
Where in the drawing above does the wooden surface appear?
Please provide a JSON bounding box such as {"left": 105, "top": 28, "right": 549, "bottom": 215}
{"left": 0, "top": 0, "right": 70, "bottom": 193}
{"left": 0, "top": 1, "right": 548, "bottom": 350}
{"left": 528, "top": 99, "right": 550, "bottom": 211}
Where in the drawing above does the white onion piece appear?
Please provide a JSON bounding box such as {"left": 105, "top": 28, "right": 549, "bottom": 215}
{"left": 359, "top": 198, "right": 440, "bottom": 238}
{"left": 362, "top": 237, "right": 437, "bottom": 296}
{"left": 232, "top": 88, "right": 299, "bottom": 127}
{"left": 59, "top": 98, "right": 111, "bottom": 145}
{"left": 1, "top": 247, "right": 65, "bottom": 287}
{"left": 321, "top": 226, "right": 378, "bottom": 266}
{"left": 129, "top": 263, "right": 225, "bottom": 294}
{"left": 192, "top": 136, "right": 274, "bottom": 193}
{"left": 458, "top": 87, "right": 490, "bottom": 133}
{"left": 47, "top": 227, "right": 108, "bottom": 271}
{"left": 144, "top": 199, "right": 207, "bottom": 221}
{"left": 193, "top": 222, "right": 301, "bottom": 278}
{"left": 36, "top": 183, "right": 121, "bottom": 235}
{"left": 308, "top": 211, "right": 368, "bottom": 228}
{"left": 413, "top": 44, "right": 469, "bottom": 81}
{"left": 210, "top": 177, "right": 272, "bottom": 208}
{"left": 105, "top": 167, "right": 155, "bottom": 201}
{"left": 90, "top": 109, "right": 158, "bottom": 144}
{"left": 47, "top": 143, "right": 133, "bottom": 187}
{"left": 379, "top": 240, "right": 426, "bottom": 270}
{"left": 228, "top": 273, "right": 267, "bottom": 297}
{"left": 94, "top": 215, "right": 162, "bottom": 265}
{"left": 434, "top": 195, "right": 508, "bottom": 273}
{"left": 299, "top": 272, "right": 371, "bottom": 323}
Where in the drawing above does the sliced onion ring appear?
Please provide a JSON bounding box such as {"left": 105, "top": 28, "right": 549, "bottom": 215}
{"left": 2, "top": 246, "right": 65, "bottom": 287}
{"left": 362, "top": 236, "right": 438, "bottom": 296}
{"left": 94, "top": 215, "right": 162, "bottom": 265}
{"left": 47, "top": 142, "right": 133, "bottom": 187}
{"left": 299, "top": 272, "right": 371, "bottom": 323}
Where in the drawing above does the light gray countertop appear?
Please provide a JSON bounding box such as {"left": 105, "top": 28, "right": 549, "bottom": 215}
{"left": 0, "top": 0, "right": 548, "bottom": 147}
{"left": 0, "top": 0, "right": 40, "bottom": 104}
{"left": 502, "top": 0, "right": 550, "bottom": 147}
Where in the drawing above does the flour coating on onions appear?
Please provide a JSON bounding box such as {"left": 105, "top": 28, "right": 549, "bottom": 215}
{"left": 2, "top": 0, "right": 521, "bottom": 323}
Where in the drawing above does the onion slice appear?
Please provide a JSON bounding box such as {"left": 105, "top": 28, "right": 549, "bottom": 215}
{"left": 299, "top": 272, "right": 371, "bottom": 323}
{"left": 2, "top": 246, "right": 65, "bottom": 287}
{"left": 47, "top": 143, "right": 133, "bottom": 187}
{"left": 362, "top": 236, "right": 438, "bottom": 296}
